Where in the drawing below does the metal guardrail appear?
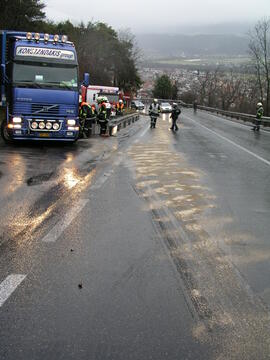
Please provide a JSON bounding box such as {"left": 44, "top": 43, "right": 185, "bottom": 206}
{"left": 109, "top": 112, "right": 140, "bottom": 134}
{"left": 80, "top": 112, "right": 141, "bottom": 137}
{"left": 137, "top": 97, "right": 186, "bottom": 107}
{"left": 136, "top": 97, "right": 270, "bottom": 127}
{"left": 185, "top": 104, "right": 270, "bottom": 127}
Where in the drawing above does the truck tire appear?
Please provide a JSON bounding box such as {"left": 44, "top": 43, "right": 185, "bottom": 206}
{"left": 1, "top": 121, "right": 13, "bottom": 144}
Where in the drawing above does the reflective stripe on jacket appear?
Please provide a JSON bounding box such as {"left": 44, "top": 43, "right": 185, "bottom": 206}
{"left": 79, "top": 102, "right": 95, "bottom": 118}
{"left": 117, "top": 103, "right": 124, "bottom": 110}
{"left": 98, "top": 103, "right": 107, "bottom": 121}
{"left": 149, "top": 103, "right": 160, "bottom": 117}
{"left": 256, "top": 106, "right": 264, "bottom": 120}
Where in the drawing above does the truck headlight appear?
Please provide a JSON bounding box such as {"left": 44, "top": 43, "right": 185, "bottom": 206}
{"left": 39, "top": 122, "right": 45, "bottom": 129}
{"left": 53, "top": 34, "right": 59, "bottom": 42}
{"left": 44, "top": 33, "right": 50, "bottom": 42}
{"left": 53, "top": 123, "right": 60, "bottom": 130}
{"left": 31, "top": 121, "right": 38, "bottom": 129}
{"left": 67, "top": 119, "right": 76, "bottom": 126}
{"left": 46, "top": 122, "right": 52, "bottom": 130}
{"left": 8, "top": 124, "right": 21, "bottom": 129}
{"left": 34, "top": 33, "right": 40, "bottom": 41}
{"left": 13, "top": 117, "right": 22, "bottom": 123}
{"left": 26, "top": 32, "right": 32, "bottom": 41}
{"left": 61, "top": 35, "right": 68, "bottom": 43}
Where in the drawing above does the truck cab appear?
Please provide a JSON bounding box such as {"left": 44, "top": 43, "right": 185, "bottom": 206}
{"left": 0, "top": 31, "right": 80, "bottom": 142}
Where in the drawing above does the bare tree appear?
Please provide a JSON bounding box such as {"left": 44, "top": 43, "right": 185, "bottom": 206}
{"left": 192, "top": 68, "right": 220, "bottom": 107}
{"left": 217, "top": 70, "right": 244, "bottom": 110}
{"left": 206, "top": 68, "right": 220, "bottom": 107}
{"left": 181, "top": 65, "right": 259, "bottom": 114}
{"left": 197, "top": 71, "right": 210, "bottom": 104}
{"left": 249, "top": 18, "right": 270, "bottom": 115}
{"left": 118, "top": 28, "right": 142, "bottom": 65}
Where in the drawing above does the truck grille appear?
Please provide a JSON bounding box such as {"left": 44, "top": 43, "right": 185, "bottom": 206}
{"left": 13, "top": 102, "right": 76, "bottom": 117}
{"left": 31, "top": 103, "right": 59, "bottom": 117}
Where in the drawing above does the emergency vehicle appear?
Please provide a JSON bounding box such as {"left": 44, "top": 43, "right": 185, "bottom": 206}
{"left": 81, "top": 85, "right": 120, "bottom": 117}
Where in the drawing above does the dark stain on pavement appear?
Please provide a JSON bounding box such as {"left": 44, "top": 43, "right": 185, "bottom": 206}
{"left": 78, "top": 161, "right": 97, "bottom": 177}
{"left": 27, "top": 172, "right": 54, "bottom": 186}
{"left": 152, "top": 204, "right": 214, "bottom": 322}
{"left": 28, "top": 183, "right": 66, "bottom": 217}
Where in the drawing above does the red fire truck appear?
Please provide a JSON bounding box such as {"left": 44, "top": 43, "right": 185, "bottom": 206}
{"left": 81, "top": 85, "right": 120, "bottom": 117}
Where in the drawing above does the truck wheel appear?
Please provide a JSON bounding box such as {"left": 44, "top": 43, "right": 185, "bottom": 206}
{"left": 1, "top": 121, "right": 13, "bottom": 144}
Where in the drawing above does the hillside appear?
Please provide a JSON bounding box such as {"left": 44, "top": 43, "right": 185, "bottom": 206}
{"left": 136, "top": 33, "right": 250, "bottom": 59}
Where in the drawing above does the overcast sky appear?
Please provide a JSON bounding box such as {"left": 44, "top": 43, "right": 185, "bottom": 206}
{"left": 45, "top": 0, "right": 269, "bottom": 33}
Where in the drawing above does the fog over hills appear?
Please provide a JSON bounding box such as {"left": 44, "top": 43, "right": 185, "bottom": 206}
{"left": 136, "top": 34, "right": 250, "bottom": 59}
{"left": 135, "top": 23, "right": 252, "bottom": 59}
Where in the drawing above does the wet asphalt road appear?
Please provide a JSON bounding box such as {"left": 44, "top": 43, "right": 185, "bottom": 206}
{"left": 0, "top": 110, "right": 270, "bottom": 359}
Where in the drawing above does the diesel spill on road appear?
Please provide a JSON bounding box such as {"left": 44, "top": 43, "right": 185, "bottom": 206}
{"left": 128, "top": 120, "right": 270, "bottom": 359}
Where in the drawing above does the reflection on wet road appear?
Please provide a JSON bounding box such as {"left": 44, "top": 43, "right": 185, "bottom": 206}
{"left": 0, "top": 140, "right": 105, "bottom": 246}
{"left": 0, "top": 112, "right": 270, "bottom": 359}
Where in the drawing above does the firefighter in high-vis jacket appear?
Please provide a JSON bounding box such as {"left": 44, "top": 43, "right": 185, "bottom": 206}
{"left": 149, "top": 98, "right": 160, "bottom": 128}
{"left": 252, "top": 102, "right": 264, "bottom": 132}
{"left": 170, "top": 103, "right": 181, "bottom": 131}
{"left": 116, "top": 99, "right": 124, "bottom": 116}
{"left": 79, "top": 101, "right": 96, "bottom": 137}
{"left": 97, "top": 96, "right": 108, "bottom": 135}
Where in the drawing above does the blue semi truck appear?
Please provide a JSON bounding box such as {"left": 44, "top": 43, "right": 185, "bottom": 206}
{"left": 0, "top": 31, "right": 85, "bottom": 142}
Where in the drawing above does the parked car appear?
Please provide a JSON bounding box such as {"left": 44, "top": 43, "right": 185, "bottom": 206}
{"left": 131, "top": 100, "right": 145, "bottom": 110}
{"left": 160, "top": 102, "right": 172, "bottom": 113}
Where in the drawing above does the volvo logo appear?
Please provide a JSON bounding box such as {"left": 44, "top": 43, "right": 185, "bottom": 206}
{"left": 42, "top": 106, "right": 50, "bottom": 112}
{"left": 33, "top": 104, "right": 58, "bottom": 114}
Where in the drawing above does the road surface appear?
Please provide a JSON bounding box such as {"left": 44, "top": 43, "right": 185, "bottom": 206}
{"left": 0, "top": 110, "right": 270, "bottom": 359}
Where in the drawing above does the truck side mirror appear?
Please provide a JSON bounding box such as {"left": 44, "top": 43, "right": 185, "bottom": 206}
{"left": 83, "top": 73, "right": 89, "bottom": 87}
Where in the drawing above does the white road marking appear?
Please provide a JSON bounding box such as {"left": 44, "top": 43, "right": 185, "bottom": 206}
{"left": 185, "top": 115, "right": 270, "bottom": 167}
{"left": 42, "top": 199, "right": 89, "bottom": 242}
{"left": 0, "top": 274, "right": 26, "bottom": 307}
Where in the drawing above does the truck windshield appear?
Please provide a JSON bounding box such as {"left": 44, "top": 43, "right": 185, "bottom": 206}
{"left": 13, "top": 62, "right": 78, "bottom": 90}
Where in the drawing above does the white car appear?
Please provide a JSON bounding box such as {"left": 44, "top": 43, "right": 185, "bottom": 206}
{"left": 160, "top": 102, "right": 172, "bottom": 113}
